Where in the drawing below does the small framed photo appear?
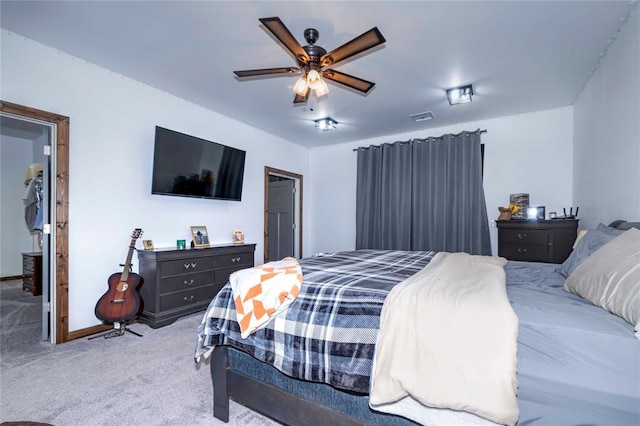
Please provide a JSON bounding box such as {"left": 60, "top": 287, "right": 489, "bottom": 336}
{"left": 232, "top": 229, "right": 244, "bottom": 245}
{"left": 142, "top": 240, "right": 155, "bottom": 250}
{"left": 190, "top": 226, "right": 210, "bottom": 248}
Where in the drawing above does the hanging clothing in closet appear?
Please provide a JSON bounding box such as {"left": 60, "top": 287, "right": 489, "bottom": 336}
{"left": 23, "top": 162, "right": 44, "bottom": 232}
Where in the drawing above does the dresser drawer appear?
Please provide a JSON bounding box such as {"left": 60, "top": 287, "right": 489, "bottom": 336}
{"left": 159, "top": 270, "right": 213, "bottom": 294}
{"left": 160, "top": 285, "right": 215, "bottom": 312}
{"left": 213, "top": 252, "right": 253, "bottom": 270}
{"left": 499, "top": 229, "right": 549, "bottom": 246}
{"left": 214, "top": 265, "right": 252, "bottom": 286}
{"left": 499, "top": 243, "right": 549, "bottom": 262}
{"left": 160, "top": 257, "right": 213, "bottom": 277}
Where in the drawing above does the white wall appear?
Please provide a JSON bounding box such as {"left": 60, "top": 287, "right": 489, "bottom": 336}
{"left": 1, "top": 30, "right": 310, "bottom": 331}
{"left": 0, "top": 135, "right": 36, "bottom": 276}
{"left": 308, "top": 107, "right": 574, "bottom": 256}
{"left": 573, "top": 6, "right": 640, "bottom": 229}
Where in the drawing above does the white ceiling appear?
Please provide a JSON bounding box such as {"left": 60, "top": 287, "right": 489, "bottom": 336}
{"left": 1, "top": 1, "right": 636, "bottom": 148}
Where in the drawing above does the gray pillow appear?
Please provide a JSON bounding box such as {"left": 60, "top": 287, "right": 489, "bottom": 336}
{"left": 557, "top": 224, "right": 624, "bottom": 277}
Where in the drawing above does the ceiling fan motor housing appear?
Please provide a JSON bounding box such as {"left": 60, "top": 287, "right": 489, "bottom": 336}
{"left": 301, "top": 29, "right": 327, "bottom": 66}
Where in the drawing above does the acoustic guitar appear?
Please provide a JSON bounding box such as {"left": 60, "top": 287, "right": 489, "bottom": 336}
{"left": 95, "top": 228, "right": 144, "bottom": 324}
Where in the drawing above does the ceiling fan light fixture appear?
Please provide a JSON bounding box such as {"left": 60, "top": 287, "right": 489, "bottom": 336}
{"left": 314, "top": 78, "right": 330, "bottom": 97}
{"left": 293, "top": 76, "right": 309, "bottom": 96}
{"left": 314, "top": 117, "right": 337, "bottom": 131}
{"left": 306, "top": 69, "right": 322, "bottom": 89}
{"left": 446, "top": 84, "right": 474, "bottom": 105}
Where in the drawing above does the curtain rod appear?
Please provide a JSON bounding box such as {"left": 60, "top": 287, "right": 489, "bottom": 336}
{"left": 352, "top": 129, "right": 487, "bottom": 152}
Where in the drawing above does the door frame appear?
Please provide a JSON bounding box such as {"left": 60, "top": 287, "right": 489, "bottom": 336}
{"left": 264, "top": 166, "right": 303, "bottom": 263}
{"left": 1, "top": 100, "right": 70, "bottom": 343}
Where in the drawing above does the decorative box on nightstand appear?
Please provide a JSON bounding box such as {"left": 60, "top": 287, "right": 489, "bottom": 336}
{"left": 137, "top": 243, "right": 256, "bottom": 328}
{"left": 497, "top": 219, "right": 578, "bottom": 263}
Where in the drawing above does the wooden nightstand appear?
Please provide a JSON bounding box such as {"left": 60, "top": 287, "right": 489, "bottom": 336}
{"left": 22, "top": 252, "right": 43, "bottom": 296}
{"left": 497, "top": 219, "right": 579, "bottom": 263}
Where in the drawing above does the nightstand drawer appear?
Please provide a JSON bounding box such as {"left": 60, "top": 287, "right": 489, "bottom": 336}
{"left": 499, "top": 243, "right": 549, "bottom": 261}
{"left": 160, "top": 257, "right": 213, "bottom": 277}
{"left": 23, "top": 256, "right": 35, "bottom": 271}
{"left": 160, "top": 285, "right": 215, "bottom": 311}
{"left": 499, "top": 229, "right": 549, "bottom": 246}
{"left": 159, "top": 270, "right": 213, "bottom": 294}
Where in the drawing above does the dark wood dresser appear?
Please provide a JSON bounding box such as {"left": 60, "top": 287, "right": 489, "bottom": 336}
{"left": 22, "top": 251, "right": 43, "bottom": 296}
{"left": 497, "top": 219, "right": 579, "bottom": 263}
{"left": 137, "top": 243, "right": 256, "bottom": 328}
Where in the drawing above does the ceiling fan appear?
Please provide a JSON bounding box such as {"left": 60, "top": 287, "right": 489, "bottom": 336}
{"left": 233, "top": 17, "right": 386, "bottom": 104}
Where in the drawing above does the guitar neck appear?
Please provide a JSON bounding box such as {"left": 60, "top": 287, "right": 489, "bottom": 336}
{"left": 120, "top": 242, "right": 137, "bottom": 281}
{"left": 121, "top": 229, "right": 142, "bottom": 281}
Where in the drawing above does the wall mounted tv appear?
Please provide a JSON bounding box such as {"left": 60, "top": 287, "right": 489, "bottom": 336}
{"left": 151, "top": 126, "right": 246, "bottom": 201}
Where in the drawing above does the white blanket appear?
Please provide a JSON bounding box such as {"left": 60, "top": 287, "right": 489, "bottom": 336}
{"left": 230, "top": 257, "right": 302, "bottom": 338}
{"left": 369, "top": 252, "right": 519, "bottom": 426}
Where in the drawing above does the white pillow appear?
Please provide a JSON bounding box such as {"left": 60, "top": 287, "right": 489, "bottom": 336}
{"left": 564, "top": 228, "right": 640, "bottom": 340}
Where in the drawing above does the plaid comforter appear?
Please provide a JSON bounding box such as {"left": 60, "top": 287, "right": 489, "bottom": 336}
{"left": 195, "top": 249, "right": 435, "bottom": 393}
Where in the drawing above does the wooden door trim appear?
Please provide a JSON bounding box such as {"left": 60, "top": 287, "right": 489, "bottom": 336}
{"left": 264, "top": 167, "right": 303, "bottom": 264}
{"left": 1, "top": 100, "right": 70, "bottom": 343}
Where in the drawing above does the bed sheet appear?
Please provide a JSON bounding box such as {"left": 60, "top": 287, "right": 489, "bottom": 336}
{"left": 506, "top": 261, "right": 639, "bottom": 424}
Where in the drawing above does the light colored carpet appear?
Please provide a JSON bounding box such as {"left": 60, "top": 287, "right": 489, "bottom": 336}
{"left": 0, "top": 280, "right": 279, "bottom": 426}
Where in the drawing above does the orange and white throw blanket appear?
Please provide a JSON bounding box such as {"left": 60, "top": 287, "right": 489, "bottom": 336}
{"left": 370, "top": 252, "right": 519, "bottom": 426}
{"left": 230, "top": 257, "right": 303, "bottom": 338}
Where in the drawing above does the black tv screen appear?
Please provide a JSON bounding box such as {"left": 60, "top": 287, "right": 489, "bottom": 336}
{"left": 151, "top": 126, "right": 246, "bottom": 201}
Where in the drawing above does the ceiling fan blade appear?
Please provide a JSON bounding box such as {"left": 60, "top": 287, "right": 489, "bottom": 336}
{"left": 293, "top": 87, "right": 310, "bottom": 104}
{"left": 234, "top": 67, "right": 298, "bottom": 77}
{"left": 259, "top": 17, "right": 310, "bottom": 64}
{"left": 322, "top": 69, "right": 375, "bottom": 93}
{"left": 321, "top": 27, "right": 385, "bottom": 67}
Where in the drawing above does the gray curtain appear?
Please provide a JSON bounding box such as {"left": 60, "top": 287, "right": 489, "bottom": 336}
{"left": 356, "top": 142, "right": 412, "bottom": 250}
{"left": 356, "top": 130, "right": 491, "bottom": 255}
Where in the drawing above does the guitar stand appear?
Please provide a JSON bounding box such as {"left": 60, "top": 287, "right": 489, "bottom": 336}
{"left": 88, "top": 322, "right": 143, "bottom": 340}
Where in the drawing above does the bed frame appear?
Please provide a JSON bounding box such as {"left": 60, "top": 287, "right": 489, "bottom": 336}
{"left": 211, "top": 346, "right": 369, "bottom": 425}
{"left": 209, "top": 220, "right": 639, "bottom": 426}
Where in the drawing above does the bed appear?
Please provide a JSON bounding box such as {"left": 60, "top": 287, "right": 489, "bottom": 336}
{"left": 195, "top": 220, "right": 640, "bottom": 425}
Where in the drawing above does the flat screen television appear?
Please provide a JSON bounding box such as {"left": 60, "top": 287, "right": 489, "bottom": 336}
{"left": 151, "top": 126, "right": 246, "bottom": 201}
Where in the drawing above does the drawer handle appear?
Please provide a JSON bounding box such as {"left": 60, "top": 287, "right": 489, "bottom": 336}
{"left": 517, "top": 248, "right": 528, "bottom": 254}
{"left": 183, "top": 263, "right": 191, "bottom": 270}
{"left": 183, "top": 262, "right": 197, "bottom": 269}
{"left": 517, "top": 233, "right": 528, "bottom": 239}
{"left": 231, "top": 257, "right": 241, "bottom": 263}
{"left": 184, "top": 279, "right": 194, "bottom": 286}
{"left": 183, "top": 295, "right": 194, "bottom": 302}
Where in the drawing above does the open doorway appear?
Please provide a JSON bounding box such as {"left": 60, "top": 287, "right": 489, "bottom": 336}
{"left": 264, "top": 167, "right": 303, "bottom": 263}
{"left": 0, "top": 101, "right": 70, "bottom": 344}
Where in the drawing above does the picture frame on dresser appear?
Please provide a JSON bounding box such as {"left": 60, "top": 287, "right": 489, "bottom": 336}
{"left": 190, "top": 226, "right": 210, "bottom": 248}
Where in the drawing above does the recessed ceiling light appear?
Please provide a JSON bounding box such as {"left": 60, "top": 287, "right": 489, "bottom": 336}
{"left": 314, "top": 117, "right": 337, "bottom": 131}
{"left": 446, "top": 84, "right": 474, "bottom": 105}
